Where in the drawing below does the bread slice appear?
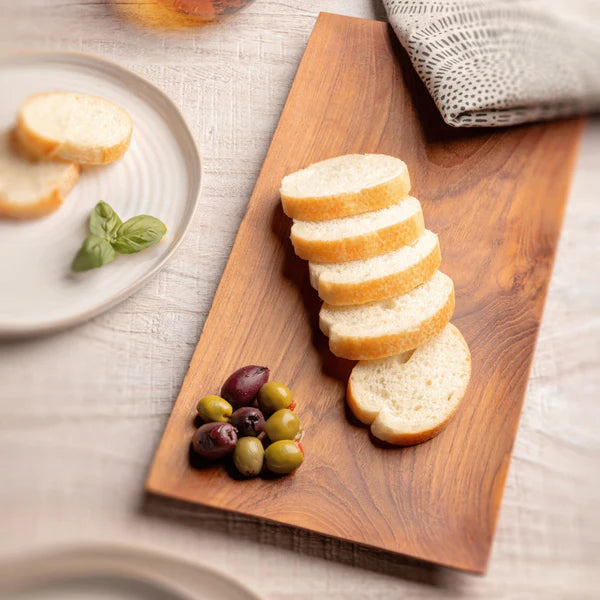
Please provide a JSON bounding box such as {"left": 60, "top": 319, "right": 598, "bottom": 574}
{"left": 319, "top": 271, "right": 454, "bottom": 360}
{"left": 347, "top": 323, "right": 471, "bottom": 445}
{"left": 291, "top": 196, "right": 424, "bottom": 263}
{"left": 0, "top": 130, "right": 80, "bottom": 219}
{"left": 16, "top": 92, "right": 133, "bottom": 165}
{"left": 309, "top": 229, "right": 441, "bottom": 306}
{"left": 281, "top": 154, "right": 411, "bottom": 221}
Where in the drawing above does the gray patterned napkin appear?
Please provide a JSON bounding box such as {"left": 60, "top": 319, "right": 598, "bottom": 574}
{"left": 383, "top": 0, "right": 600, "bottom": 126}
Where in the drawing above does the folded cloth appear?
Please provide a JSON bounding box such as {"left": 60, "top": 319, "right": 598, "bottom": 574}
{"left": 383, "top": 0, "right": 600, "bottom": 126}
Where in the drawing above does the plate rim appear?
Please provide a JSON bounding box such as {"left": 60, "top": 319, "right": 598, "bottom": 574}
{"left": 0, "top": 50, "right": 202, "bottom": 338}
{"left": 0, "top": 542, "right": 263, "bottom": 600}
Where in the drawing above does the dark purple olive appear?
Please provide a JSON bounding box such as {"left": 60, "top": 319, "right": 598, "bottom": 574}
{"left": 230, "top": 407, "right": 265, "bottom": 437}
{"left": 192, "top": 422, "right": 237, "bottom": 460}
{"left": 220, "top": 365, "right": 269, "bottom": 409}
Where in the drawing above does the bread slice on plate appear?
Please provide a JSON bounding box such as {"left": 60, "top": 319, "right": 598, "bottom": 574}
{"left": 281, "top": 154, "right": 411, "bottom": 221}
{"left": 309, "top": 229, "right": 441, "bottom": 306}
{"left": 0, "top": 130, "right": 80, "bottom": 219}
{"left": 16, "top": 91, "right": 133, "bottom": 165}
{"left": 291, "top": 196, "right": 424, "bottom": 263}
{"left": 347, "top": 323, "right": 471, "bottom": 445}
{"left": 319, "top": 270, "right": 454, "bottom": 360}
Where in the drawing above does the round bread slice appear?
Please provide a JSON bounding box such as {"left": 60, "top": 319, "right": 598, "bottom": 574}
{"left": 16, "top": 92, "right": 133, "bottom": 165}
{"left": 0, "top": 130, "right": 80, "bottom": 219}
{"left": 347, "top": 323, "right": 471, "bottom": 445}
{"left": 281, "top": 154, "right": 411, "bottom": 221}
{"left": 319, "top": 271, "right": 455, "bottom": 360}
{"left": 309, "top": 230, "right": 441, "bottom": 305}
{"left": 291, "top": 196, "right": 424, "bottom": 263}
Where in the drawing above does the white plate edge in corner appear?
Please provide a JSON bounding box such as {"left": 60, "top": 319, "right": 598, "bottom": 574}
{"left": 0, "top": 543, "right": 264, "bottom": 600}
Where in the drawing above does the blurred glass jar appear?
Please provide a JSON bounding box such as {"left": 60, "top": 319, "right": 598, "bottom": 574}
{"left": 171, "top": 0, "right": 256, "bottom": 20}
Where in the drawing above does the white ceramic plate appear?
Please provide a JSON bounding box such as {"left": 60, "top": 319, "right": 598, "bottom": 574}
{"left": 0, "top": 545, "right": 262, "bottom": 600}
{"left": 0, "top": 52, "right": 201, "bottom": 337}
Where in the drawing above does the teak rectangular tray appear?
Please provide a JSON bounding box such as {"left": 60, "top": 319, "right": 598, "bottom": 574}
{"left": 147, "top": 13, "right": 583, "bottom": 573}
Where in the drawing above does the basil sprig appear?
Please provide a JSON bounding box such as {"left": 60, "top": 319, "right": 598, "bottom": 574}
{"left": 71, "top": 201, "right": 167, "bottom": 272}
{"left": 72, "top": 235, "right": 115, "bottom": 272}
{"left": 111, "top": 215, "right": 168, "bottom": 254}
{"left": 89, "top": 201, "right": 122, "bottom": 241}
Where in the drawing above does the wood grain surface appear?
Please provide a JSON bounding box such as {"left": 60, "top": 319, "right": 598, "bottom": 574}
{"left": 146, "top": 13, "right": 583, "bottom": 573}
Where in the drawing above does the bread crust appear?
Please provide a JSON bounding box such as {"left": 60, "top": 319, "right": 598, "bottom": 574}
{"left": 281, "top": 168, "right": 411, "bottom": 221}
{"left": 16, "top": 92, "right": 133, "bottom": 165}
{"left": 375, "top": 415, "right": 454, "bottom": 445}
{"left": 315, "top": 237, "right": 441, "bottom": 305}
{"left": 0, "top": 158, "right": 80, "bottom": 219}
{"left": 346, "top": 377, "right": 378, "bottom": 425}
{"left": 325, "top": 286, "right": 454, "bottom": 360}
{"left": 347, "top": 324, "right": 472, "bottom": 446}
{"left": 291, "top": 209, "right": 425, "bottom": 263}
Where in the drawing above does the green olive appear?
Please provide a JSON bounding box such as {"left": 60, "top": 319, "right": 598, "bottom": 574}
{"left": 264, "top": 409, "right": 300, "bottom": 442}
{"left": 233, "top": 437, "right": 264, "bottom": 477}
{"left": 196, "top": 395, "right": 232, "bottom": 423}
{"left": 258, "top": 382, "right": 293, "bottom": 414}
{"left": 264, "top": 440, "right": 304, "bottom": 474}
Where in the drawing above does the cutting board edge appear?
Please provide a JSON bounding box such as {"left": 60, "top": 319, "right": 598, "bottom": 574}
{"left": 144, "top": 480, "right": 490, "bottom": 574}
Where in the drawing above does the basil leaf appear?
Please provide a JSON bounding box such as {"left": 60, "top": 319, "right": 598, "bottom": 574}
{"left": 112, "top": 215, "right": 167, "bottom": 254}
{"left": 71, "top": 235, "right": 116, "bottom": 272}
{"left": 89, "top": 201, "right": 122, "bottom": 241}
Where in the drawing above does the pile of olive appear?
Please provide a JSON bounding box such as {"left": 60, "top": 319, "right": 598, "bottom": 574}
{"left": 190, "top": 365, "right": 304, "bottom": 477}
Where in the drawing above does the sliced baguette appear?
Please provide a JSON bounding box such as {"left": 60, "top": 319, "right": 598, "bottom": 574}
{"left": 0, "top": 130, "right": 80, "bottom": 219}
{"left": 319, "top": 270, "right": 454, "bottom": 360}
{"left": 291, "top": 196, "right": 424, "bottom": 263}
{"left": 309, "top": 230, "right": 441, "bottom": 306}
{"left": 347, "top": 323, "right": 471, "bottom": 445}
{"left": 281, "top": 154, "right": 411, "bottom": 221}
{"left": 16, "top": 92, "right": 133, "bottom": 165}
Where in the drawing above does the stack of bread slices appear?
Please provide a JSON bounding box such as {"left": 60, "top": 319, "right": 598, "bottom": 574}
{"left": 0, "top": 91, "right": 132, "bottom": 219}
{"left": 281, "top": 154, "right": 471, "bottom": 445}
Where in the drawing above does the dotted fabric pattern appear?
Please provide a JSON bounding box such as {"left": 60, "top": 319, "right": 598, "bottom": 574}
{"left": 383, "top": 0, "right": 600, "bottom": 127}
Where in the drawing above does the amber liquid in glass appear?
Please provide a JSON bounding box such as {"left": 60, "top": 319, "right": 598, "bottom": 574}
{"left": 171, "top": 0, "right": 255, "bottom": 20}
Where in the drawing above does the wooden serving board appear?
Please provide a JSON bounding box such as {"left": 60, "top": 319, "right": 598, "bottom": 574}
{"left": 147, "top": 13, "right": 583, "bottom": 573}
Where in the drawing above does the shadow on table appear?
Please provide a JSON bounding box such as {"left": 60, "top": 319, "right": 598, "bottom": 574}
{"left": 369, "top": 0, "right": 390, "bottom": 22}
{"left": 141, "top": 493, "right": 465, "bottom": 589}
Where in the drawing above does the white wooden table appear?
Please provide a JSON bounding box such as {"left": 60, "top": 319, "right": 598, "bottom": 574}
{"left": 1, "top": 1, "right": 598, "bottom": 598}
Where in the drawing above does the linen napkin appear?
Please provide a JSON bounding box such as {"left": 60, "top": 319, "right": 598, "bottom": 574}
{"left": 382, "top": 0, "right": 600, "bottom": 126}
